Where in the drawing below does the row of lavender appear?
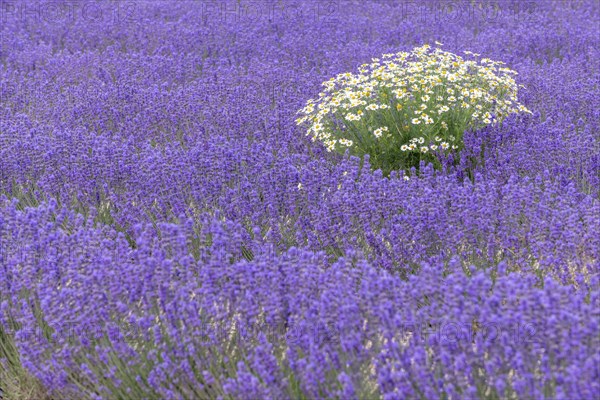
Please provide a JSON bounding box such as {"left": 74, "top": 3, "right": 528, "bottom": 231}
{"left": 0, "top": 197, "right": 598, "bottom": 398}
{"left": 1, "top": 0, "right": 599, "bottom": 398}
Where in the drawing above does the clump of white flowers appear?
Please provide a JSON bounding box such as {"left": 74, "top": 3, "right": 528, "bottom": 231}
{"left": 296, "top": 43, "right": 532, "bottom": 174}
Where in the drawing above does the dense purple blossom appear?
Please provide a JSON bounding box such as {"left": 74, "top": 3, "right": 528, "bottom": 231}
{"left": 0, "top": 201, "right": 597, "bottom": 398}
{"left": 1, "top": 0, "right": 599, "bottom": 398}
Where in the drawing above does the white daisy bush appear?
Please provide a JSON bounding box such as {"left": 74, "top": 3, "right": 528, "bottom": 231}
{"left": 296, "top": 43, "right": 532, "bottom": 174}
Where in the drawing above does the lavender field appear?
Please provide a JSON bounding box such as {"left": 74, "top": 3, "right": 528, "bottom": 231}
{"left": 1, "top": 1, "right": 599, "bottom": 399}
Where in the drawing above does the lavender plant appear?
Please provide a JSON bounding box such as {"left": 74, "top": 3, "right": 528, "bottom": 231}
{"left": 0, "top": 200, "right": 597, "bottom": 399}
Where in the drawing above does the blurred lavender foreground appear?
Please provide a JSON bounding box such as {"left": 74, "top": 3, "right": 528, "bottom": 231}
{"left": 0, "top": 1, "right": 599, "bottom": 399}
